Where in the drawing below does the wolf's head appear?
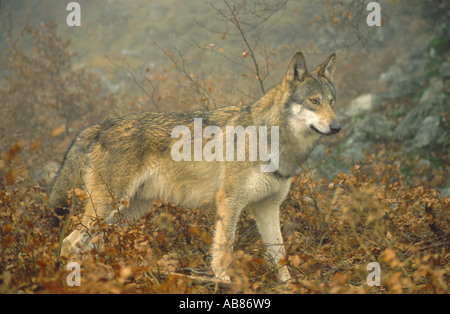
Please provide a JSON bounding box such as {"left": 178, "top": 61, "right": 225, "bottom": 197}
{"left": 283, "top": 52, "right": 342, "bottom": 137}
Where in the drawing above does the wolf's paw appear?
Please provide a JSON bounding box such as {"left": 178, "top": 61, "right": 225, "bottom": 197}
{"left": 217, "top": 274, "right": 231, "bottom": 282}
{"left": 278, "top": 267, "right": 292, "bottom": 283}
{"left": 213, "top": 269, "right": 231, "bottom": 282}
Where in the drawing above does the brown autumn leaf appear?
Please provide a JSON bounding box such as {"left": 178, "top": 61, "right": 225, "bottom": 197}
{"left": 5, "top": 144, "right": 21, "bottom": 164}
{"left": 6, "top": 169, "right": 16, "bottom": 185}
{"left": 188, "top": 226, "right": 201, "bottom": 237}
{"left": 279, "top": 258, "right": 288, "bottom": 267}
{"left": 199, "top": 230, "right": 212, "bottom": 245}
{"left": 91, "top": 235, "right": 100, "bottom": 244}
{"left": 31, "top": 141, "right": 40, "bottom": 152}
{"left": 289, "top": 255, "right": 301, "bottom": 268}
{"left": 152, "top": 213, "right": 174, "bottom": 232}
{"left": 2, "top": 224, "right": 14, "bottom": 234}
{"left": 156, "top": 232, "right": 167, "bottom": 243}
{"left": 188, "top": 226, "right": 211, "bottom": 244}
{"left": 2, "top": 235, "right": 16, "bottom": 248}
{"left": 51, "top": 125, "right": 65, "bottom": 137}
{"left": 67, "top": 188, "right": 88, "bottom": 202}
{"left": 381, "top": 248, "right": 404, "bottom": 269}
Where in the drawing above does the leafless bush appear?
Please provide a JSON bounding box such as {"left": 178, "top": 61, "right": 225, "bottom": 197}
{"left": 0, "top": 21, "right": 117, "bottom": 155}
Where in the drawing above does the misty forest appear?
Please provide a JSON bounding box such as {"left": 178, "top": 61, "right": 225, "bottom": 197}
{"left": 0, "top": 0, "right": 449, "bottom": 294}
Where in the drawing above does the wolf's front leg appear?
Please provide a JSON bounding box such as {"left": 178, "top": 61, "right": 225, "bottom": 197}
{"left": 211, "top": 191, "right": 244, "bottom": 281}
{"left": 251, "top": 201, "right": 291, "bottom": 283}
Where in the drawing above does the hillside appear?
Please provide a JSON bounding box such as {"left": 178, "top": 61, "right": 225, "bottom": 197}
{"left": 0, "top": 0, "right": 448, "bottom": 295}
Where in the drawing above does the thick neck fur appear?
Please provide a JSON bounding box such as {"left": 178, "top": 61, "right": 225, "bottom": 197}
{"left": 249, "top": 81, "right": 320, "bottom": 177}
{"left": 249, "top": 83, "right": 285, "bottom": 126}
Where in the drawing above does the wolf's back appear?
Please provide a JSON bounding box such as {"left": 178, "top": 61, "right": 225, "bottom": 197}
{"left": 48, "top": 124, "right": 101, "bottom": 225}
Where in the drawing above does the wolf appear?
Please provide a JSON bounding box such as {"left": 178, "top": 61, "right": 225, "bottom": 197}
{"left": 49, "top": 51, "right": 341, "bottom": 282}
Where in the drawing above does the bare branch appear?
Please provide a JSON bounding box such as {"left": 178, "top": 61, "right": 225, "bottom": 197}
{"left": 156, "top": 42, "right": 212, "bottom": 111}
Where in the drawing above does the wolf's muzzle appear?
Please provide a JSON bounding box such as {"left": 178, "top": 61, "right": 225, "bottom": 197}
{"left": 329, "top": 121, "right": 342, "bottom": 134}
{"left": 310, "top": 122, "right": 342, "bottom": 136}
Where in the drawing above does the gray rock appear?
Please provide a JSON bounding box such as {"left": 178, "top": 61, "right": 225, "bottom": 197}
{"left": 438, "top": 188, "right": 450, "bottom": 198}
{"left": 336, "top": 112, "right": 395, "bottom": 167}
{"left": 394, "top": 92, "right": 448, "bottom": 141}
{"left": 402, "top": 59, "right": 426, "bottom": 76}
{"left": 419, "top": 78, "right": 444, "bottom": 105}
{"left": 379, "top": 65, "right": 402, "bottom": 83}
{"left": 316, "top": 155, "right": 351, "bottom": 180}
{"left": 308, "top": 144, "right": 325, "bottom": 161}
{"left": 358, "top": 113, "right": 396, "bottom": 140}
{"left": 389, "top": 77, "right": 420, "bottom": 99}
{"left": 348, "top": 113, "right": 395, "bottom": 143}
{"left": 394, "top": 108, "right": 423, "bottom": 140}
{"left": 346, "top": 94, "right": 381, "bottom": 116}
{"left": 340, "top": 141, "right": 372, "bottom": 163}
{"left": 441, "top": 56, "right": 450, "bottom": 78}
{"left": 412, "top": 116, "right": 441, "bottom": 148}
{"left": 417, "top": 158, "right": 431, "bottom": 168}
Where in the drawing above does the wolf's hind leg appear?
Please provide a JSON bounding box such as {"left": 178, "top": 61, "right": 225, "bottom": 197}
{"left": 211, "top": 191, "right": 245, "bottom": 281}
{"left": 60, "top": 215, "right": 95, "bottom": 257}
{"left": 60, "top": 183, "right": 115, "bottom": 256}
{"left": 60, "top": 194, "right": 153, "bottom": 257}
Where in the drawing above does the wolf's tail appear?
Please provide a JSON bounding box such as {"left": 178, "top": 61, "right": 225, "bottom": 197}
{"left": 48, "top": 124, "right": 101, "bottom": 226}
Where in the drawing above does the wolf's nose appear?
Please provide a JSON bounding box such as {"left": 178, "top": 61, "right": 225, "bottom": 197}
{"left": 330, "top": 122, "right": 342, "bottom": 134}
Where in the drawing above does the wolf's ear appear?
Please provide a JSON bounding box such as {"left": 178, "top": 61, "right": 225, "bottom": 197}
{"left": 285, "top": 51, "right": 308, "bottom": 83}
{"left": 317, "top": 53, "right": 336, "bottom": 82}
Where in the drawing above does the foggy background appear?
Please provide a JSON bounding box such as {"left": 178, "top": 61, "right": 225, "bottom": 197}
{"left": 0, "top": 0, "right": 449, "bottom": 294}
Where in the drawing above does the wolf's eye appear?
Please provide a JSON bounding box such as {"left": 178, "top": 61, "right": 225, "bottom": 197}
{"left": 330, "top": 99, "right": 335, "bottom": 106}
{"left": 310, "top": 98, "right": 319, "bottom": 105}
